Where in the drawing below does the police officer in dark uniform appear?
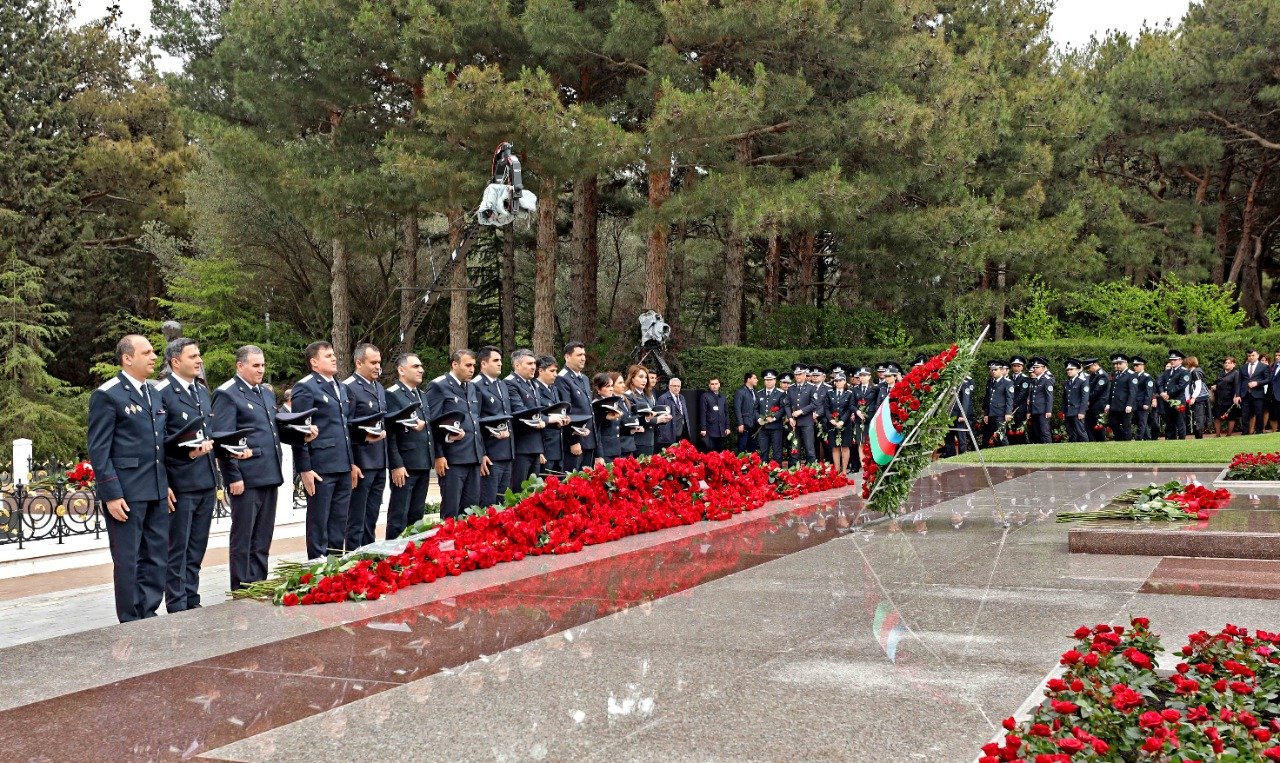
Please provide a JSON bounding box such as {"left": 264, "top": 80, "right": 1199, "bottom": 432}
{"left": 1106, "top": 353, "right": 1136, "bottom": 441}
{"left": 699, "top": 376, "right": 730, "bottom": 451}
{"left": 535, "top": 356, "right": 569, "bottom": 471}
{"left": 1027, "top": 357, "right": 1054, "bottom": 444}
{"left": 505, "top": 348, "right": 546, "bottom": 489}
{"left": 1063, "top": 359, "right": 1089, "bottom": 442}
{"left": 1163, "top": 349, "right": 1192, "bottom": 439}
{"left": 1130, "top": 356, "right": 1157, "bottom": 440}
{"left": 212, "top": 345, "right": 291, "bottom": 591}
{"left": 851, "top": 368, "right": 878, "bottom": 468}
{"left": 755, "top": 370, "right": 786, "bottom": 463}
{"left": 556, "top": 341, "right": 596, "bottom": 469}
{"left": 734, "top": 372, "right": 759, "bottom": 453}
{"left": 343, "top": 343, "right": 388, "bottom": 550}
{"left": 476, "top": 346, "right": 515, "bottom": 505}
{"left": 981, "top": 360, "right": 1014, "bottom": 446}
{"left": 425, "top": 349, "right": 490, "bottom": 519}
{"left": 786, "top": 365, "right": 818, "bottom": 463}
{"left": 1084, "top": 358, "right": 1109, "bottom": 441}
{"left": 291, "top": 341, "right": 358, "bottom": 559}
{"left": 384, "top": 353, "right": 433, "bottom": 540}
{"left": 942, "top": 372, "right": 975, "bottom": 457}
{"left": 155, "top": 338, "right": 218, "bottom": 612}
{"left": 88, "top": 335, "right": 172, "bottom": 623}
{"left": 1006, "top": 357, "right": 1031, "bottom": 445}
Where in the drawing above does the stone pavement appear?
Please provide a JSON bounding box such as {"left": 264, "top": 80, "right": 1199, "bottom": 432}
{"left": 2, "top": 466, "right": 1279, "bottom": 762}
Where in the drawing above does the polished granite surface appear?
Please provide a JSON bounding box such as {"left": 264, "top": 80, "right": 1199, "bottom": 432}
{"left": 5, "top": 465, "right": 1280, "bottom": 762}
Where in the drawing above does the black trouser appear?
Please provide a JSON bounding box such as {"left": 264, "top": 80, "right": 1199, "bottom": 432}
{"left": 1146, "top": 409, "right": 1162, "bottom": 440}
{"left": 439, "top": 462, "right": 482, "bottom": 519}
{"left": 982, "top": 417, "right": 1005, "bottom": 447}
{"left": 705, "top": 435, "right": 726, "bottom": 452}
{"left": 1135, "top": 408, "right": 1150, "bottom": 440}
{"left": 1165, "top": 408, "right": 1188, "bottom": 440}
{"left": 634, "top": 442, "right": 654, "bottom": 458}
{"left": 1067, "top": 415, "right": 1088, "bottom": 442}
{"left": 1109, "top": 410, "right": 1131, "bottom": 441}
{"left": 1190, "top": 399, "right": 1209, "bottom": 439}
{"left": 166, "top": 489, "right": 215, "bottom": 612}
{"left": 541, "top": 458, "right": 562, "bottom": 474}
{"left": 347, "top": 467, "right": 386, "bottom": 551}
{"left": 1242, "top": 396, "right": 1266, "bottom": 435}
{"left": 562, "top": 448, "right": 596, "bottom": 472}
{"left": 305, "top": 470, "right": 352, "bottom": 559}
{"left": 1029, "top": 413, "right": 1052, "bottom": 444}
{"left": 794, "top": 425, "right": 816, "bottom": 463}
{"left": 229, "top": 485, "right": 277, "bottom": 590}
{"left": 105, "top": 497, "right": 168, "bottom": 623}
{"left": 758, "top": 428, "right": 784, "bottom": 463}
{"left": 513, "top": 453, "right": 540, "bottom": 490}
{"left": 943, "top": 419, "right": 969, "bottom": 456}
{"left": 386, "top": 469, "right": 431, "bottom": 540}
{"left": 1086, "top": 410, "right": 1106, "bottom": 441}
{"left": 736, "top": 428, "right": 757, "bottom": 453}
{"left": 481, "top": 458, "right": 513, "bottom": 507}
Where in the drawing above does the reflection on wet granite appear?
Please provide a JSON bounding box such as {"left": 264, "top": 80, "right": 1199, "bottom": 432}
{"left": 1141, "top": 557, "right": 1280, "bottom": 600}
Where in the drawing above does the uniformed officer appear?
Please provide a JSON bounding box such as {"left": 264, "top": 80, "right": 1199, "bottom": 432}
{"left": 1027, "top": 357, "right": 1054, "bottom": 444}
{"left": 982, "top": 360, "right": 1014, "bottom": 446}
{"left": 786, "top": 365, "right": 818, "bottom": 463}
{"left": 943, "top": 372, "right": 975, "bottom": 457}
{"left": 556, "top": 341, "right": 596, "bottom": 469}
{"left": 505, "top": 348, "right": 546, "bottom": 489}
{"left": 343, "top": 343, "right": 389, "bottom": 549}
{"left": 822, "top": 368, "right": 854, "bottom": 472}
{"left": 699, "top": 376, "right": 730, "bottom": 451}
{"left": 1128, "top": 357, "right": 1156, "bottom": 440}
{"left": 476, "top": 346, "right": 515, "bottom": 505}
{"left": 808, "top": 365, "right": 830, "bottom": 464}
{"left": 851, "top": 368, "right": 878, "bottom": 469}
{"left": 425, "top": 348, "right": 489, "bottom": 519}
{"left": 1084, "top": 358, "right": 1109, "bottom": 441}
{"left": 291, "top": 341, "right": 358, "bottom": 559}
{"left": 535, "top": 356, "right": 570, "bottom": 471}
{"left": 1105, "top": 354, "right": 1136, "bottom": 441}
{"left": 756, "top": 369, "right": 786, "bottom": 464}
{"left": 1162, "top": 349, "right": 1192, "bottom": 439}
{"left": 88, "top": 335, "right": 172, "bottom": 623}
{"left": 212, "top": 345, "right": 293, "bottom": 591}
{"left": 734, "top": 372, "right": 759, "bottom": 453}
{"left": 623, "top": 365, "right": 664, "bottom": 458}
{"left": 1063, "top": 359, "right": 1090, "bottom": 443}
{"left": 155, "top": 338, "right": 219, "bottom": 612}
{"left": 384, "top": 353, "right": 432, "bottom": 540}
{"left": 1007, "top": 356, "right": 1031, "bottom": 445}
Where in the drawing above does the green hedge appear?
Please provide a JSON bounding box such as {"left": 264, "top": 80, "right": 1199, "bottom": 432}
{"left": 678, "top": 327, "right": 1280, "bottom": 425}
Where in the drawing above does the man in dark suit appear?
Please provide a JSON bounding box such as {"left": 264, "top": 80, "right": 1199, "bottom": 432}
{"left": 505, "top": 348, "right": 545, "bottom": 489}
{"left": 291, "top": 341, "right": 358, "bottom": 559}
{"left": 1007, "top": 357, "right": 1031, "bottom": 445}
{"left": 476, "top": 345, "right": 514, "bottom": 504}
{"left": 556, "top": 341, "right": 595, "bottom": 469}
{"left": 384, "top": 353, "right": 432, "bottom": 539}
{"left": 1084, "top": 358, "right": 1109, "bottom": 441}
{"left": 426, "top": 349, "right": 489, "bottom": 519}
{"left": 786, "top": 366, "right": 818, "bottom": 463}
{"left": 850, "top": 368, "right": 878, "bottom": 468}
{"left": 699, "top": 377, "right": 731, "bottom": 451}
{"left": 213, "top": 345, "right": 293, "bottom": 590}
{"left": 343, "top": 343, "right": 388, "bottom": 549}
{"left": 88, "top": 335, "right": 173, "bottom": 623}
{"left": 156, "top": 338, "right": 219, "bottom": 612}
{"left": 535, "top": 356, "right": 568, "bottom": 472}
{"left": 656, "top": 377, "right": 690, "bottom": 449}
{"left": 1235, "top": 348, "right": 1268, "bottom": 435}
{"left": 756, "top": 370, "right": 786, "bottom": 463}
{"left": 1105, "top": 354, "right": 1136, "bottom": 441}
{"left": 734, "top": 372, "right": 758, "bottom": 453}
{"left": 1063, "top": 359, "right": 1090, "bottom": 443}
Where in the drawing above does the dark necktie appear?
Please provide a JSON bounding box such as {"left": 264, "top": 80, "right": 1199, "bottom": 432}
{"left": 188, "top": 382, "right": 204, "bottom": 416}
{"left": 141, "top": 382, "right": 152, "bottom": 410}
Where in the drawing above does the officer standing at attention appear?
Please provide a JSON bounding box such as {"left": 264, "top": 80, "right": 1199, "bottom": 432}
{"left": 1162, "top": 349, "right": 1192, "bottom": 439}
{"left": 1130, "top": 357, "right": 1157, "bottom": 440}
{"left": 505, "top": 348, "right": 547, "bottom": 489}
{"left": 1084, "top": 358, "right": 1109, "bottom": 441}
{"left": 556, "top": 342, "right": 595, "bottom": 469}
{"left": 426, "top": 349, "right": 489, "bottom": 519}
{"left": 1027, "top": 357, "right": 1054, "bottom": 444}
{"left": 212, "top": 345, "right": 293, "bottom": 591}
{"left": 343, "top": 343, "right": 388, "bottom": 549}
{"left": 755, "top": 370, "right": 786, "bottom": 463}
{"left": 88, "top": 335, "right": 173, "bottom": 623}
{"left": 384, "top": 353, "right": 433, "bottom": 540}
{"left": 943, "top": 372, "right": 975, "bottom": 457}
{"left": 786, "top": 365, "right": 818, "bottom": 463}
{"left": 734, "top": 372, "right": 759, "bottom": 453}
{"left": 535, "top": 356, "right": 568, "bottom": 472}
{"left": 476, "top": 346, "right": 514, "bottom": 504}
{"left": 699, "top": 376, "right": 730, "bottom": 451}
{"left": 1062, "top": 359, "right": 1090, "bottom": 442}
{"left": 291, "top": 341, "right": 359, "bottom": 559}
{"left": 155, "top": 338, "right": 219, "bottom": 612}
{"left": 1105, "top": 354, "right": 1136, "bottom": 441}
{"left": 982, "top": 360, "right": 1014, "bottom": 446}
{"left": 1007, "top": 357, "right": 1031, "bottom": 445}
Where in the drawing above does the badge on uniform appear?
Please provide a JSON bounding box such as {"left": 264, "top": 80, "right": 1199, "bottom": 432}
{"left": 248, "top": 403, "right": 254, "bottom": 410}
{"left": 182, "top": 412, "right": 188, "bottom": 420}
{"left": 322, "top": 394, "right": 329, "bottom": 404}
{"left": 712, "top": 406, "right": 719, "bottom": 411}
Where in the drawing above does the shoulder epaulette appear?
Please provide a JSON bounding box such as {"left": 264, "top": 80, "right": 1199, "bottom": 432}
{"left": 342, "top": 375, "right": 356, "bottom": 385}
{"left": 387, "top": 384, "right": 401, "bottom": 393}
{"left": 97, "top": 377, "right": 121, "bottom": 392}
{"left": 430, "top": 374, "right": 448, "bottom": 384}
{"left": 217, "top": 378, "right": 236, "bottom": 391}
{"left": 154, "top": 379, "right": 171, "bottom": 391}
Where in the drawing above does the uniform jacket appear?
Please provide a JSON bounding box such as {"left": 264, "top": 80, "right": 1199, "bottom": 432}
{"left": 1108, "top": 369, "right": 1136, "bottom": 411}
{"left": 822, "top": 387, "right": 855, "bottom": 427}
{"left": 624, "top": 389, "right": 658, "bottom": 451}
{"left": 699, "top": 391, "right": 729, "bottom": 436}
{"left": 983, "top": 377, "right": 1015, "bottom": 418}
{"left": 555, "top": 369, "right": 596, "bottom": 451}
{"left": 344, "top": 373, "right": 387, "bottom": 471}
{"left": 156, "top": 374, "right": 217, "bottom": 493}
{"left": 594, "top": 399, "right": 622, "bottom": 458}
{"left": 87, "top": 372, "right": 169, "bottom": 503}
{"left": 504, "top": 374, "right": 545, "bottom": 457}
{"left": 424, "top": 373, "right": 486, "bottom": 466}
{"left": 385, "top": 382, "right": 433, "bottom": 472}
{"left": 1029, "top": 374, "right": 1054, "bottom": 416}
{"left": 211, "top": 375, "right": 284, "bottom": 489}
{"left": 1134, "top": 372, "right": 1156, "bottom": 410}
{"left": 1064, "top": 375, "right": 1090, "bottom": 417}
{"left": 477, "top": 374, "right": 515, "bottom": 462}
{"left": 756, "top": 387, "right": 787, "bottom": 431}
{"left": 655, "top": 390, "right": 689, "bottom": 443}
{"left": 951, "top": 378, "right": 975, "bottom": 421}
{"left": 290, "top": 373, "right": 354, "bottom": 474}
{"left": 786, "top": 384, "right": 818, "bottom": 429}
{"left": 1087, "top": 370, "right": 1109, "bottom": 414}
{"left": 1008, "top": 373, "right": 1031, "bottom": 417}
{"left": 535, "top": 380, "right": 564, "bottom": 460}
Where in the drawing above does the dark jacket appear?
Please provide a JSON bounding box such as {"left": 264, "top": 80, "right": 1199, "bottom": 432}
{"left": 290, "top": 373, "right": 354, "bottom": 475}
{"left": 734, "top": 386, "right": 758, "bottom": 432}
{"left": 87, "top": 372, "right": 169, "bottom": 503}
{"left": 476, "top": 374, "right": 515, "bottom": 462}
{"left": 424, "top": 373, "right": 486, "bottom": 466}
{"left": 951, "top": 378, "right": 975, "bottom": 421}
{"left": 1064, "top": 374, "right": 1089, "bottom": 416}
{"left": 983, "top": 376, "right": 1015, "bottom": 418}
{"left": 1236, "top": 361, "right": 1268, "bottom": 400}
{"left": 555, "top": 369, "right": 596, "bottom": 451}
{"left": 535, "top": 380, "right": 564, "bottom": 460}
{"left": 785, "top": 384, "right": 818, "bottom": 428}
{"left": 1008, "top": 373, "right": 1031, "bottom": 417}
{"left": 1108, "top": 369, "right": 1135, "bottom": 411}
{"left": 655, "top": 390, "right": 689, "bottom": 443}
{"left": 1029, "top": 374, "right": 1054, "bottom": 416}
{"left": 1134, "top": 372, "right": 1156, "bottom": 410}
{"left": 756, "top": 387, "right": 787, "bottom": 431}
{"left": 594, "top": 398, "right": 623, "bottom": 459}
{"left": 699, "top": 390, "right": 729, "bottom": 437}
{"left": 211, "top": 375, "right": 284, "bottom": 489}
{"left": 624, "top": 389, "right": 657, "bottom": 452}
{"left": 343, "top": 373, "right": 388, "bottom": 471}
{"left": 385, "top": 382, "right": 432, "bottom": 472}
{"left": 1214, "top": 368, "right": 1239, "bottom": 408}
{"left": 155, "top": 375, "right": 217, "bottom": 494}
{"left": 1087, "top": 370, "right": 1109, "bottom": 414}
{"left": 505, "top": 374, "right": 545, "bottom": 457}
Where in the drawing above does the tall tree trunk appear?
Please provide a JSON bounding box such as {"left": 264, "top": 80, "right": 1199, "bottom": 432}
{"left": 1212, "top": 153, "right": 1236, "bottom": 285}
{"left": 719, "top": 139, "right": 751, "bottom": 345}
{"left": 1227, "top": 159, "right": 1275, "bottom": 286}
{"left": 500, "top": 227, "right": 516, "bottom": 356}
{"left": 793, "top": 231, "right": 815, "bottom": 306}
{"left": 396, "top": 214, "right": 420, "bottom": 359}
{"left": 570, "top": 174, "right": 599, "bottom": 344}
{"left": 330, "top": 237, "right": 352, "bottom": 377}
{"left": 993, "top": 263, "right": 1007, "bottom": 341}
{"left": 763, "top": 226, "right": 781, "bottom": 312}
{"left": 1240, "top": 234, "right": 1270, "bottom": 327}
{"left": 532, "top": 176, "right": 558, "bottom": 356}
{"left": 448, "top": 211, "right": 469, "bottom": 350}
{"left": 644, "top": 152, "right": 671, "bottom": 314}
{"left": 665, "top": 166, "right": 696, "bottom": 338}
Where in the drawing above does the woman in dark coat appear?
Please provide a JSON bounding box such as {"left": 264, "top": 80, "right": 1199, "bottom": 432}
{"left": 592, "top": 372, "right": 623, "bottom": 464}
{"left": 624, "top": 365, "right": 664, "bottom": 457}
{"left": 1213, "top": 356, "right": 1240, "bottom": 436}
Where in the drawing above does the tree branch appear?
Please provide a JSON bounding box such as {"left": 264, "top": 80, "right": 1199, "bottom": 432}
{"left": 1205, "top": 111, "right": 1280, "bottom": 151}
{"left": 81, "top": 234, "right": 140, "bottom": 247}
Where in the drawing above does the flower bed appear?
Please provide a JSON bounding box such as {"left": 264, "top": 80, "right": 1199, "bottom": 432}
{"left": 1057, "top": 480, "right": 1231, "bottom": 523}
{"left": 981, "top": 618, "right": 1280, "bottom": 762}
{"left": 1226, "top": 453, "right": 1280, "bottom": 482}
{"left": 238, "top": 442, "right": 851, "bottom": 606}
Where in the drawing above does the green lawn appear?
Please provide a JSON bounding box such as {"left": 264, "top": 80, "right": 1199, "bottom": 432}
{"left": 945, "top": 433, "right": 1280, "bottom": 465}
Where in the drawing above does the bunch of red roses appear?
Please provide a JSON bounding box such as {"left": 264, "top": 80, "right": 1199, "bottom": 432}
{"left": 1226, "top": 451, "right": 1280, "bottom": 481}
{"left": 980, "top": 618, "right": 1280, "bottom": 762}
{"left": 265, "top": 442, "right": 850, "bottom": 606}
{"left": 65, "top": 461, "right": 94, "bottom": 489}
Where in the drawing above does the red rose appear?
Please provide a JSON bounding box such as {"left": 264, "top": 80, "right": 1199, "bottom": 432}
{"left": 1050, "top": 700, "right": 1078, "bottom": 715}
{"left": 282, "top": 592, "right": 299, "bottom": 606}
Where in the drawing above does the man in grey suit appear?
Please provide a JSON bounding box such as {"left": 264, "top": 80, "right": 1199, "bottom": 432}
{"left": 655, "top": 377, "right": 689, "bottom": 450}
